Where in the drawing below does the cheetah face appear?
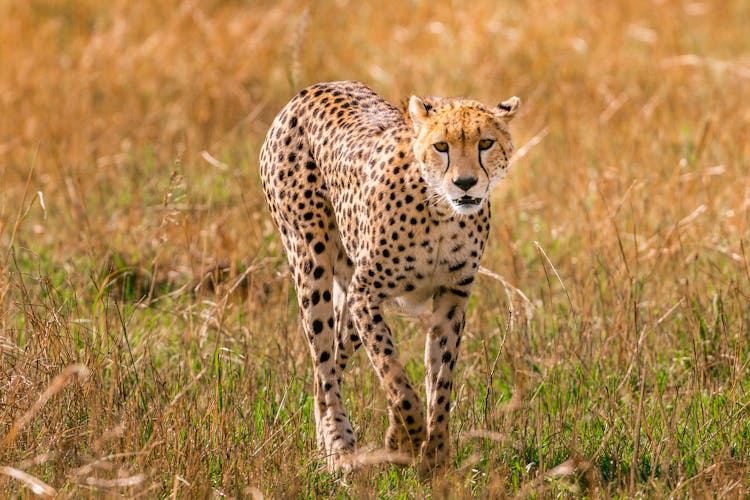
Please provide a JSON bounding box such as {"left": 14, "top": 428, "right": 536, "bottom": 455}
{"left": 409, "top": 95, "right": 520, "bottom": 216}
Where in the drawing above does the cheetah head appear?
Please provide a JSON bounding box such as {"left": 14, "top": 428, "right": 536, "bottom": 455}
{"left": 409, "top": 95, "right": 520, "bottom": 216}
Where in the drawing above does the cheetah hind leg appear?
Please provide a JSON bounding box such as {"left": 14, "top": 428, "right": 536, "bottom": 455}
{"left": 284, "top": 243, "right": 356, "bottom": 471}
{"left": 302, "top": 272, "right": 357, "bottom": 472}
{"left": 332, "top": 256, "right": 361, "bottom": 376}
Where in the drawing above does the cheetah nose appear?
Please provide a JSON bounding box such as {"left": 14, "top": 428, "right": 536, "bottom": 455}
{"left": 453, "top": 176, "right": 478, "bottom": 191}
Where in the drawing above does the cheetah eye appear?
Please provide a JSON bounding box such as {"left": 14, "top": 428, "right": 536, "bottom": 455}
{"left": 478, "top": 139, "right": 495, "bottom": 151}
{"left": 433, "top": 142, "right": 449, "bottom": 153}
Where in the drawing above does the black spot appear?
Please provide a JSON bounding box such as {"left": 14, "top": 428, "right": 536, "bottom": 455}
{"left": 322, "top": 290, "right": 331, "bottom": 302}
{"left": 442, "top": 352, "right": 452, "bottom": 363}
{"left": 311, "top": 290, "right": 320, "bottom": 305}
{"left": 320, "top": 351, "right": 330, "bottom": 363}
{"left": 449, "top": 261, "right": 466, "bottom": 272}
{"left": 446, "top": 306, "right": 456, "bottom": 320}
{"left": 313, "top": 266, "right": 324, "bottom": 279}
{"left": 314, "top": 242, "right": 325, "bottom": 254}
{"left": 313, "top": 320, "right": 323, "bottom": 334}
{"left": 402, "top": 400, "right": 412, "bottom": 410}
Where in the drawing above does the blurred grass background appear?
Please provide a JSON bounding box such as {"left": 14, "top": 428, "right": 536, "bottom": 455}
{"left": 1, "top": 0, "right": 749, "bottom": 496}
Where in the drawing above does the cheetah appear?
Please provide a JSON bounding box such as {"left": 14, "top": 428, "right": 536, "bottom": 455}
{"left": 259, "top": 80, "right": 520, "bottom": 476}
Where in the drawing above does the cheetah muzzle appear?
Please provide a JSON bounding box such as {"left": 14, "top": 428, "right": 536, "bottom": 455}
{"left": 259, "top": 80, "right": 520, "bottom": 477}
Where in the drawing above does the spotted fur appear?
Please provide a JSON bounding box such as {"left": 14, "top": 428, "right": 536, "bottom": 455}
{"left": 259, "top": 81, "right": 520, "bottom": 476}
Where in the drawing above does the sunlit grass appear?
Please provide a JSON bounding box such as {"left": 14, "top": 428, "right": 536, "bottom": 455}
{"left": 2, "top": 0, "right": 749, "bottom": 496}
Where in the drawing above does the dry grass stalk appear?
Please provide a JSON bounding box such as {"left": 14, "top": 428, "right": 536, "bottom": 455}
{"left": 1, "top": 364, "right": 90, "bottom": 449}
{"left": 0, "top": 466, "right": 56, "bottom": 498}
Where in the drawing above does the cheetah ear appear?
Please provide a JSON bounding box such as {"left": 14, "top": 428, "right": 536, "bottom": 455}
{"left": 496, "top": 96, "right": 521, "bottom": 121}
{"left": 408, "top": 96, "right": 431, "bottom": 132}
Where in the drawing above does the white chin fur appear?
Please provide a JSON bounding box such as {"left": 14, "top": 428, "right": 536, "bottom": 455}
{"left": 451, "top": 199, "right": 485, "bottom": 216}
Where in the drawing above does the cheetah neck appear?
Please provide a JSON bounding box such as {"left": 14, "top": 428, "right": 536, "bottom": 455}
{"left": 426, "top": 197, "right": 454, "bottom": 222}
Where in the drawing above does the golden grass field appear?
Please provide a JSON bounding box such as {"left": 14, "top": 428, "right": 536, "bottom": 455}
{"left": 1, "top": 0, "right": 750, "bottom": 496}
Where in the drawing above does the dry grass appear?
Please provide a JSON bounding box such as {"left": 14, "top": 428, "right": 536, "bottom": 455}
{"left": 2, "top": 0, "right": 750, "bottom": 496}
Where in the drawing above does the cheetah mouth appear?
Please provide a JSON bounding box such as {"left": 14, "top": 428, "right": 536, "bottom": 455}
{"left": 454, "top": 195, "right": 482, "bottom": 207}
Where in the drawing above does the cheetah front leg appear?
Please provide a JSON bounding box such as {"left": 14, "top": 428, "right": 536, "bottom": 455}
{"left": 418, "top": 287, "right": 469, "bottom": 477}
{"left": 347, "top": 276, "right": 426, "bottom": 460}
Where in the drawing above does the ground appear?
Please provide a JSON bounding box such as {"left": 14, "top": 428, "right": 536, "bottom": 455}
{"left": 1, "top": 0, "right": 749, "bottom": 497}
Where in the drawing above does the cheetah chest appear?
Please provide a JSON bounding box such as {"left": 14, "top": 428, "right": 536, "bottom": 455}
{"left": 392, "top": 219, "right": 484, "bottom": 312}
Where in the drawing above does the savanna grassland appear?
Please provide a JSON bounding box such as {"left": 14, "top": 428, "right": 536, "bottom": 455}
{"left": 2, "top": 0, "right": 750, "bottom": 497}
